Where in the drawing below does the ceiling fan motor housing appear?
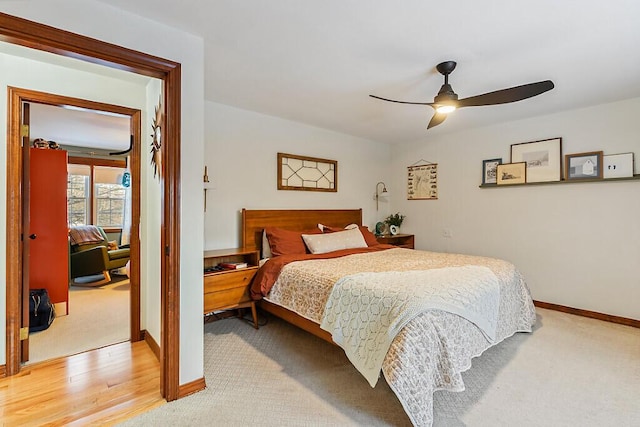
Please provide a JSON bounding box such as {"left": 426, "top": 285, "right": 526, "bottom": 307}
{"left": 434, "top": 84, "right": 458, "bottom": 104}
{"left": 434, "top": 60, "right": 459, "bottom": 105}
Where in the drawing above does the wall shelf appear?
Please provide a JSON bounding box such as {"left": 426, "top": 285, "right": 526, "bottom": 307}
{"left": 479, "top": 174, "right": 640, "bottom": 188}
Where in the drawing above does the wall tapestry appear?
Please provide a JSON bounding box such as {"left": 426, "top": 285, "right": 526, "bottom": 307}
{"left": 407, "top": 161, "right": 438, "bottom": 200}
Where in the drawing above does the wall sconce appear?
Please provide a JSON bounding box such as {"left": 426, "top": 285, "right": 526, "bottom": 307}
{"left": 374, "top": 181, "right": 389, "bottom": 211}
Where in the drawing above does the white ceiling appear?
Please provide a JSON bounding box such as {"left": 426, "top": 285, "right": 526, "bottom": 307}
{"left": 6, "top": 1, "right": 640, "bottom": 145}
{"left": 93, "top": 0, "right": 640, "bottom": 144}
{"left": 30, "top": 103, "right": 131, "bottom": 152}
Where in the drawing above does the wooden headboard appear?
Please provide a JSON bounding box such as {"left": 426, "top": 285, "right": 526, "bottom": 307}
{"left": 241, "top": 208, "right": 363, "bottom": 252}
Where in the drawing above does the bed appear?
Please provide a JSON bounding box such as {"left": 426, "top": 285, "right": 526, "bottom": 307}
{"left": 242, "top": 208, "right": 536, "bottom": 426}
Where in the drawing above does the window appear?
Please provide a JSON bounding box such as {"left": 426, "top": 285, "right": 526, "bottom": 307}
{"left": 67, "top": 158, "right": 127, "bottom": 229}
{"left": 94, "top": 165, "right": 126, "bottom": 228}
{"left": 67, "top": 164, "right": 90, "bottom": 226}
{"left": 95, "top": 181, "right": 126, "bottom": 227}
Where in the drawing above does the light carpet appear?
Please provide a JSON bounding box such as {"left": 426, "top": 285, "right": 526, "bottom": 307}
{"left": 120, "top": 308, "right": 640, "bottom": 426}
{"left": 28, "top": 278, "right": 130, "bottom": 364}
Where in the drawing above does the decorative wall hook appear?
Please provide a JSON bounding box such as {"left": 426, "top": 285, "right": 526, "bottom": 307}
{"left": 204, "top": 166, "right": 210, "bottom": 212}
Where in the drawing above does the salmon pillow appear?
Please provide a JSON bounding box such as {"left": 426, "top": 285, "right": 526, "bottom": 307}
{"left": 357, "top": 226, "right": 380, "bottom": 247}
{"left": 265, "top": 227, "right": 322, "bottom": 257}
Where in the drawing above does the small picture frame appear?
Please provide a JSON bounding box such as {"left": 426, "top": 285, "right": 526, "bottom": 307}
{"left": 482, "top": 158, "right": 502, "bottom": 185}
{"left": 565, "top": 151, "right": 603, "bottom": 180}
{"left": 603, "top": 153, "right": 634, "bottom": 179}
{"left": 496, "top": 162, "right": 526, "bottom": 185}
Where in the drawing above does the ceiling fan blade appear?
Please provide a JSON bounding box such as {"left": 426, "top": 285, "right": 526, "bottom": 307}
{"left": 369, "top": 94, "right": 433, "bottom": 106}
{"left": 457, "top": 80, "right": 554, "bottom": 108}
{"left": 427, "top": 112, "right": 447, "bottom": 129}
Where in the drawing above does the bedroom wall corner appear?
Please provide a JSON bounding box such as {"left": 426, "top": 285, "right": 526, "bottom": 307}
{"left": 389, "top": 97, "right": 640, "bottom": 321}
{"left": 140, "top": 78, "right": 163, "bottom": 346}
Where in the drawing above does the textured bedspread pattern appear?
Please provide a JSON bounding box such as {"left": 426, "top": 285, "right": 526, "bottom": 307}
{"left": 264, "top": 248, "right": 536, "bottom": 426}
{"left": 320, "top": 266, "right": 500, "bottom": 387}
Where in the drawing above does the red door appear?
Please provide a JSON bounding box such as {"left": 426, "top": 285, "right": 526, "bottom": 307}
{"left": 29, "top": 148, "right": 69, "bottom": 313}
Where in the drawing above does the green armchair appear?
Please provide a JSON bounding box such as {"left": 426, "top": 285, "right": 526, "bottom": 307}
{"left": 69, "top": 225, "right": 130, "bottom": 284}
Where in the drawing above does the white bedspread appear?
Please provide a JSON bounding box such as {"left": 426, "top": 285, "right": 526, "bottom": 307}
{"left": 320, "top": 266, "right": 500, "bottom": 386}
{"left": 264, "top": 248, "right": 536, "bottom": 426}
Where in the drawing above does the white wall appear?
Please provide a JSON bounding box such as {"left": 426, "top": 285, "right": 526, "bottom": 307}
{"left": 204, "top": 102, "right": 392, "bottom": 249}
{"left": 0, "top": 0, "right": 205, "bottom": 385}
{"left": 140, "top": 79, "right": 163, "bottom": 343}
{"left": 391, "top": 97, "right": 640, "bottom": 320}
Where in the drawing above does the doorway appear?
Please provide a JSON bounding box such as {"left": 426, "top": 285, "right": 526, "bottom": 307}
{"left": 1, "top": 12, "right": 183, "bottom": 401}
{"left": 21, "top": 95, "right": 140, "bottom": 364}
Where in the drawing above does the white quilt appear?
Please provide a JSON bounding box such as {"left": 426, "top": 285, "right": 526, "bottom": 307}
{"left": 264, "top": 248, "right": 536, "bottom": 426}
{"left": 320, "top": 266, "right": 500, "bottom": 387}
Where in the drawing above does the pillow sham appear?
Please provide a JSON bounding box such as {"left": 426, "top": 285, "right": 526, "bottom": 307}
{"left": 357, "top": 226, "right": 380, "bottom": 247}
{"left": 261, "top": 229, "right": 272, "bottom": 259}
{"left": 302, "top": 227, "right": 368, "bottom": 254}
{"left": 265, "top": 227, "right": 321, "bottom": 257}
{"left": 319, "top": 224, "right": 379, "bottom": 247}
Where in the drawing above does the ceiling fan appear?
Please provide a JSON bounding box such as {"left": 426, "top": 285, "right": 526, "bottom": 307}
{"left": 370, "top": 61, "right": 554, "bottom": 129}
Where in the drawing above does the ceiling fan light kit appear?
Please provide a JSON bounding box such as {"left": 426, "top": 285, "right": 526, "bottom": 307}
{"left": 435, "top": 104, "right": 456, "bottom": 114}
{"left": 370, "top": 60, "right": 554, "bottom": 130}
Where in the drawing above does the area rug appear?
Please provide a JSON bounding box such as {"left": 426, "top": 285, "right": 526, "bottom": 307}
{"left": 119, "top": 308, "right": 640, "bottom": 426}
{"left": 27, "top": 279, "right": 130, "bottom": 364}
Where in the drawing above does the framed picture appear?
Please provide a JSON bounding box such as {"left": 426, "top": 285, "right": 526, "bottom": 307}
{"left": 511, "top": 137, "right": 562, "bottom": 183}
{"left": 407, "top": 163, "right": 437, "bottom": 200}
{"left": 277, "top": 152, "right": 337, "bottom": 192}
{"left": 496, "top": 162, "right": 526, "bottom": 185}
{"left": 565, "top": 151, "right": 603, "bottom": 180}
{"left": 482, "top": 158, "right": 502, "bottom": 185}
{"left": 603, "top": 153, "right": 634, "bottom": 179}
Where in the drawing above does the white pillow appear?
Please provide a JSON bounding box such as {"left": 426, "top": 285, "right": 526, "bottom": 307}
{"left": 302, "top": 227, "right": 367, "bottom": 254}
{"left": 261, "top": 229, "right": 272, "bottom": 259}
{"left": 317, "top": 223, "right": 359, "bottom": 232}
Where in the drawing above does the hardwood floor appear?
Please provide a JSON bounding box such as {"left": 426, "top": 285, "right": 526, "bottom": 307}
{"left": 0, "top": 341, "right": 164, "bottom": 426}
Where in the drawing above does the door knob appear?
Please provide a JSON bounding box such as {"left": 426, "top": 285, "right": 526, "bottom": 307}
{"left": 29, "top": 234, "right": 37, "bottom": 240}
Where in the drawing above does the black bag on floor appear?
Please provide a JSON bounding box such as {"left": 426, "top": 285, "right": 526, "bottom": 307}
{"left": 29, "top": 288, "right": 55, "bottom": 332}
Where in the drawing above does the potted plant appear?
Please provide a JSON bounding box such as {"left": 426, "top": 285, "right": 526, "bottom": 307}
{"left": 384, "top": 212, "right": 405, "bottom": 235}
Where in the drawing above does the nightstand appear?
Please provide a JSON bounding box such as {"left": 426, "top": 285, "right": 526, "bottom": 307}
{"left": 376, "top": 234, "right": 415, "bottom": 249}
{"left": 203, "top": 248, "right": 260, "bottom": 328}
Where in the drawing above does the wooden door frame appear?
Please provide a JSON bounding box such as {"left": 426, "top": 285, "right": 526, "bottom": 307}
{"left": 11, "top": 88, "right": 143, "bottom": 356}
{"left": 1, "top": 12, "right": 182, "bottom": 401}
